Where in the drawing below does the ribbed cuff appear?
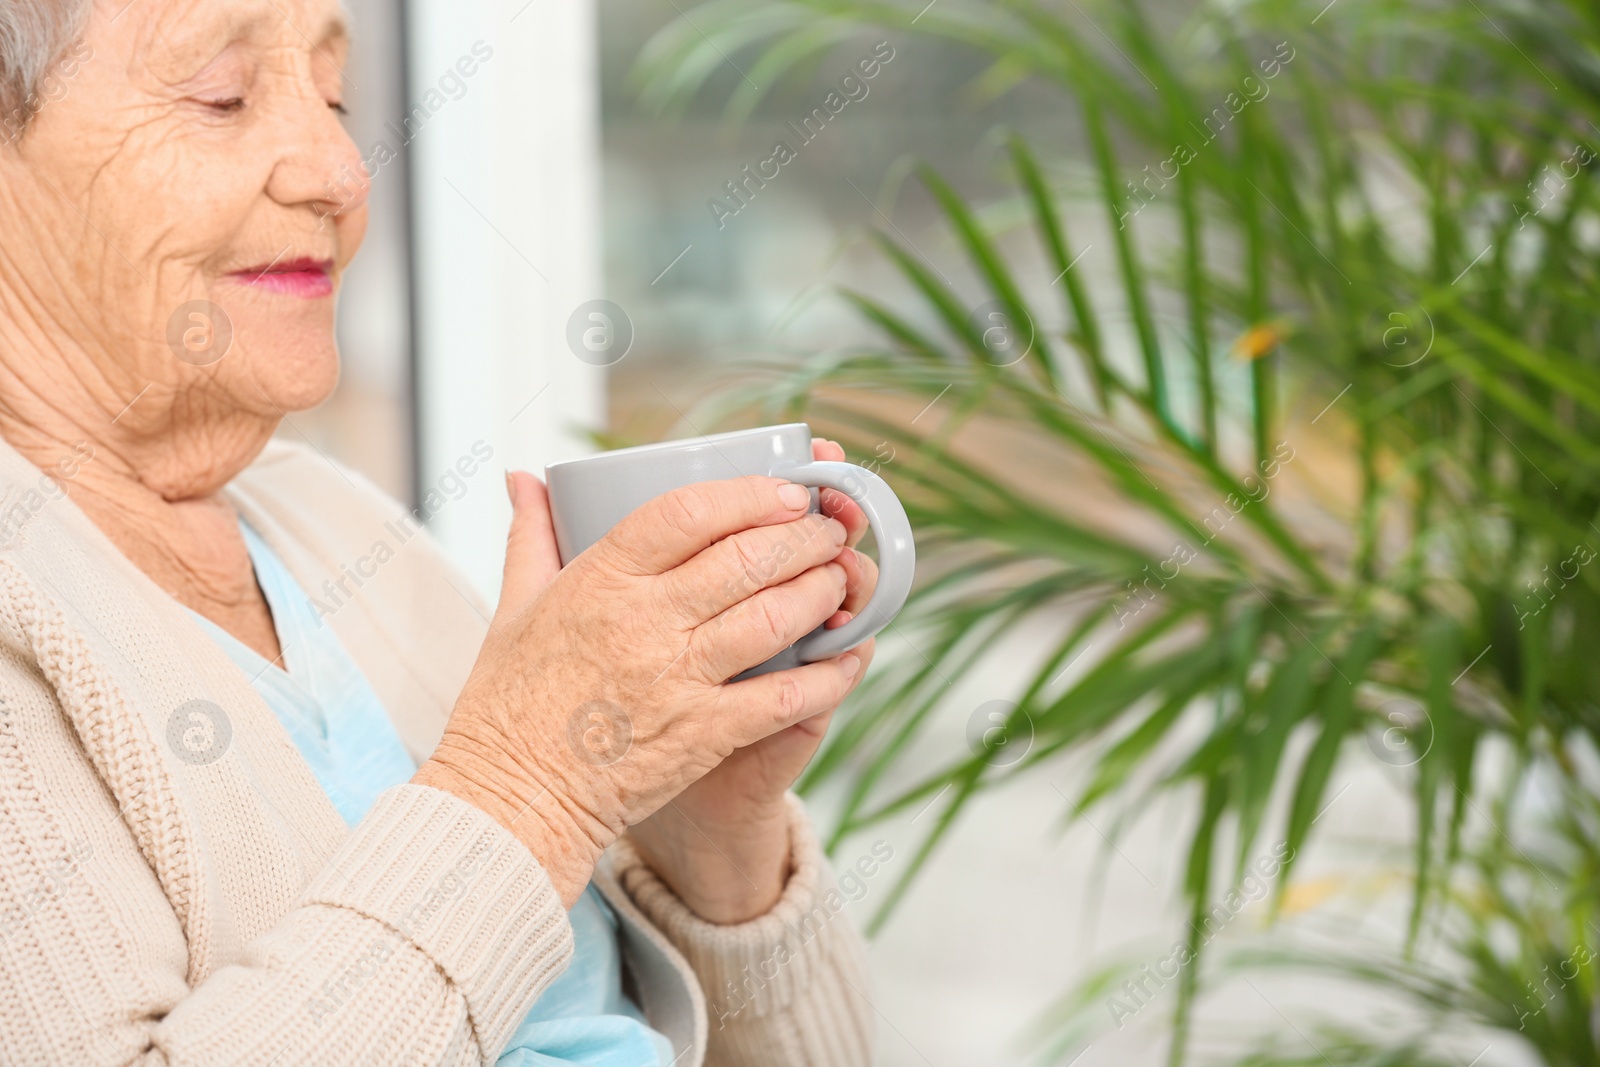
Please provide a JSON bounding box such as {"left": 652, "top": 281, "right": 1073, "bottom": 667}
{"left": 300, "top": 783, "right": 574, "bottom": 1055}
{"left": 611, "top": 794, "right": 847, "bottom": 1023}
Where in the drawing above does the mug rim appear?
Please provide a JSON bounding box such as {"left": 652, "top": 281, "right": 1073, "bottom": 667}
{"left": 544, "top": 421, "right": 811, "bottom": 473}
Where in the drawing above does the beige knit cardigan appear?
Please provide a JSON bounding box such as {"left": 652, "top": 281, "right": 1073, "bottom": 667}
{"left": 0, "top": 436, "right": 874, "bottom": 1066}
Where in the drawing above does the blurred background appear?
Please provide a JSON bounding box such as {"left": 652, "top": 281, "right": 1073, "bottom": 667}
{"left": 309, "top": 0, "right": 1600, "bottom": 1064}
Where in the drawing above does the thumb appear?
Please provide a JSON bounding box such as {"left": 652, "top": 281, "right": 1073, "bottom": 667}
{"left": 498, "top": 470, "right": 563, "bottom": 615}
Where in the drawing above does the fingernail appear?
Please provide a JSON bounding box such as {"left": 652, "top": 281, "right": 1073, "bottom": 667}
{"left": 777, "top": 483, "right": 810, "bottom": 510}
{"left": 504, "top": 470, "right": 516, "bottom": 505}
{"left": 827, "top": 517, "right": 847, "bottom": 544}
{"left": 839, "top": 653, "right": 861, "bottom": 678}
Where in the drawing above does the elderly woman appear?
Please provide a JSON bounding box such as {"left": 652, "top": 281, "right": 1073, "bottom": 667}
{"left": 0, "top": 1, "right": 881, "bottom": 1064}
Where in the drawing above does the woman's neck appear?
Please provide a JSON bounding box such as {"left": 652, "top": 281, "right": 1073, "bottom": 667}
{"left": 0, "top": 397, "right": 285, "bottom": 664}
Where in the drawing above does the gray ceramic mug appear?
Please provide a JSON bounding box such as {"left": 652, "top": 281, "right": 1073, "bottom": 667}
{"left": 545, "top": 422, "right": 915, "bottom": 677}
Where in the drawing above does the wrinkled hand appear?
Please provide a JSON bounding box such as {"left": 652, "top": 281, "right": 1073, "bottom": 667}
{"left": 414, "top": 464, "right": 864, "bottom": 907}
{"left": 627, "top": 439, "right": 879, "bottom": 922}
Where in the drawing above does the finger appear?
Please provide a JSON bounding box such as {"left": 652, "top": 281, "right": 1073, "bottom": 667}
{"left": 663, "top": 511, "right": 846, "bottom": 622}
{"left": 819, "top": 487, "right": 868, "bottom": 547}
{"left": 826, "top": 637, "right": 874, "bottom": 699}
{"left": 786, "top": 704, "right": 839, "bottom": 742}
{"left": 811, "top": 440, "right": 868, "bottom": 545}
{"left": 689, "top": 561, "right": 848, "bottom": 683}
{"left": 850, "top": 637, "right": 876, "bottom": 680}
{"left": 711, "top": 652, "right": 863, "bottom": 748}
{"left": 834, "top": 546, "right": 878, "bottom": 619}
{"left": 809, "top": 630, "right": 876, "bottom": 699}
{"left": 812, "top": 438, "right": 846, "bottom": 463}
{"left": 600, "top": 475, "right": 812, "bottom": 575}
{"left": 497, "top": 471, "right": 564, "bottom": 616}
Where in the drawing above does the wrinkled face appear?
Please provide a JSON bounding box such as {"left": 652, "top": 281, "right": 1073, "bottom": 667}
{"left": 0, "top": 0, "right": 367, "bottom": 479}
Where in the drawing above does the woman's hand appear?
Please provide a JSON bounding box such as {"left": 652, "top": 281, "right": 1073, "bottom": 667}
{"left": 625, "top": 440, "right": 879, "bottom": 923}
{"left": 413, "top": 464, "right": 864, "bottom": 908}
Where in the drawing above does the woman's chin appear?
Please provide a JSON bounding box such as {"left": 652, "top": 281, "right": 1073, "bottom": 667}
{"left": 223, "top": 306, "right": 343, "bottom": 412}
{"left": 234, "top": 337, "right": 342, "bottom": 413}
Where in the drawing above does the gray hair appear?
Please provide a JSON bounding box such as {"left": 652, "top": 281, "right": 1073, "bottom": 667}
{"left": 0, "top": 0, "right": 91, "bottom": 139}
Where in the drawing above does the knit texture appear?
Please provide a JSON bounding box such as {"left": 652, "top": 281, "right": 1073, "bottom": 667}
{"left": 612, "top": 796, "right": 876, "bottom": 1066}
{"left": 0, "top": 435, "right": 874, "bottom": 1065}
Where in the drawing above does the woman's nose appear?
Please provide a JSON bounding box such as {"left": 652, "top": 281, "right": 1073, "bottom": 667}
{"left": 267, "top": 89, "right": 371, "bottom": 219}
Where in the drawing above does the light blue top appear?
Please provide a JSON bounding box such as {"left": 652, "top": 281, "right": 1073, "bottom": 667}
{"left": 188, "top": 519, "right": 673, "bottom": 1067}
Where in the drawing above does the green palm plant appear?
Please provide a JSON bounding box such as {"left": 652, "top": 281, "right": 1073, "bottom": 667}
{"left": 633, "top": 0, "right": 1600, "bottom": 1061}
{"left": 1212, "top": 776, "right": 1600, "bottom": 1066}
{"left": 1028, "top": 760, "right": 1600, "bottom": 1064}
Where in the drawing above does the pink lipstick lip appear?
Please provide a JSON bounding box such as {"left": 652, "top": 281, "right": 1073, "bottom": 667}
{"left": 227, "top": 257, "right": 335, "bottom": 298}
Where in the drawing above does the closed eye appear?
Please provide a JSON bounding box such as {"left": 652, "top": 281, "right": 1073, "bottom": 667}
{"left": 203, "top": 97, "right": 246, "bottom": 113}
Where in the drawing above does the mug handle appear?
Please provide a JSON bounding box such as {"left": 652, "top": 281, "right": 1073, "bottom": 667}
{"left": 778, "top": 460, "right": 916, "bottom": 662}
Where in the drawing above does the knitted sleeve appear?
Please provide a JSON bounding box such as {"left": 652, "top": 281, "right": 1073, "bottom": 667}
{"left": 609, "top": 795, "right": 875, "bottom": 1067}
{"left": 0, "top": 703, "right": 573, "bottom": 1066}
